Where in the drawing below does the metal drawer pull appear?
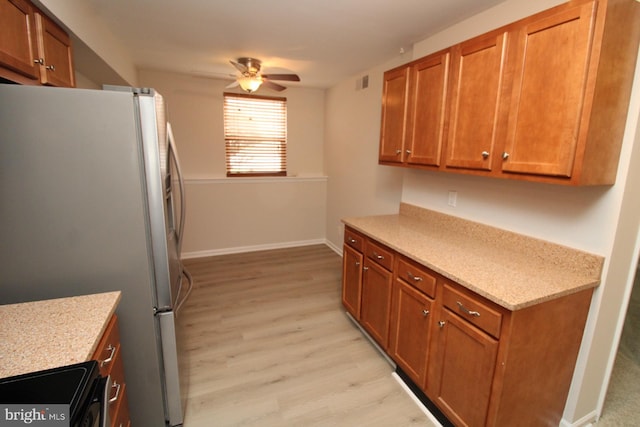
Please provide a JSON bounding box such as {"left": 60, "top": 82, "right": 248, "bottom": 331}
{"left": 363, "top": 266, "right": 369, "bottom": 271}
{"left": 355, "top": 261, "right": 360, "bottom": 266}
{"left": 348, "top": 238, "right": 357, "bottom": 244}
{"left": 456, "top": 301, "right": 481, "bottom": 317}
{"left": 407, "top": 272, "right": 423, "bottom": 282}
{"left": 438, "top": 321, "right": 446, "bottom": 328}
{"left": 109, "top": 381, "right": 121, "bottom": 404}
{"left": 101, "top": 344, "right": 116, "bottom": 367}
{"left": 422, "top": 309, "right": 429, "bottom": 317}
{"left": 372, "top": 252, "right": 384, "bottom": 260}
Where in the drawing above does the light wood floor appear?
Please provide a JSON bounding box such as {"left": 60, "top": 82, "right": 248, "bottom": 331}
{"left": 179, "top": 245, "right": 434, "bottom": 427}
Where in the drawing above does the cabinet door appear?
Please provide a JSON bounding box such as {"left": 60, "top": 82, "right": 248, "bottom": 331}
{"left": 0, "top": 0, "right": 39, "bottom": 79}
{"left": 35, "top": 12, "right": 75, "bottom": 87}
{"left": 405, "top": 51, "right": 449, "bottom": 167}
{"left": 360, "top": 258, "right": 393, "bottom": 348}
{"left": 379, "top": 66, "right": 410, "bottom": 163}
{"left": 342, "top": 244, "right": 363, "bottom": 319}
{"left": 502, "top": 2, "right": 597, "bottom": 178}
{"left": 445, "top": 32, "right": 507, "bottom": 171}
{"left": 429, "top": 309, "right": 498, "bottom": 427}
{"left": 389, "top": 279, "right": 433, "bottom": 387}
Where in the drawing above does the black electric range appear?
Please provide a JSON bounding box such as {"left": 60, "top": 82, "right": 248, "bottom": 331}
{"left": 0, "top": 361, "right": 108, "bottom": 426}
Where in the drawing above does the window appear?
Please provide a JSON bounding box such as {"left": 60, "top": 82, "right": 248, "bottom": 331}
{"left": 223, "top": 92, "right": 287, "bottom": 177}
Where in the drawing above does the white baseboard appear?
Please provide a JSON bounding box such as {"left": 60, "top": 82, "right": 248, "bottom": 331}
{"left": 325, "top": 239, "right": 342, "bottom": 256}
{"left": 181, "top": 238, "right": 328, "bottom": 259}
{"left": 392, "top": 372, "right": 443, "bottom": 427}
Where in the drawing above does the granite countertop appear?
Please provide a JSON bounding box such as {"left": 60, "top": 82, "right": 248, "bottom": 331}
{"left": 343, "top": 203, "right": 604, "bottom": 310}
{"left": 0, "top": 291, "right": 121, "bottom": 378}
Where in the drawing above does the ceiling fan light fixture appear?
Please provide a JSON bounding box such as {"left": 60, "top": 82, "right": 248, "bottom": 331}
{"left": 238, "top": 75, "right": 263, "bottom": 93}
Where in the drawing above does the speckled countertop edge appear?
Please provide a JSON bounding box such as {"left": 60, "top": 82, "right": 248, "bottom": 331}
{"left": 0, "top": 291, "right": 121, "bottom": 378}
{"left": 343, "top": 203, "right": 604, "bottom": 310}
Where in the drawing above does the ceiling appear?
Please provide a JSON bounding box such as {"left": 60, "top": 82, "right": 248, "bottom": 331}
{"left": 84, "top": 0, "right": 507, "bottom": 89}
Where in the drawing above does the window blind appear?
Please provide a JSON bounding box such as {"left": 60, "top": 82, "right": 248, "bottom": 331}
{"left": 223, "top": 93, "right": 287, "bottom": 177}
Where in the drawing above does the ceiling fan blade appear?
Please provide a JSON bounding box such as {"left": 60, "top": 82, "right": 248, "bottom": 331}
{"left": 261, "top": 80, "right": 287, "bottom": 92}
{"left": 262, "top": 73, "right": 300, "bottom": 82}
{"left": 226, "top": 80, "right": 240, "bottom": 89}
{"left": 229, "top": 60, "right": 248, "bottom": 74}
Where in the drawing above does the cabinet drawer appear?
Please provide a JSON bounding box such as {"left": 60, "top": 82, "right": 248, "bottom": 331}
{"left": 396, "top": 257, "right": 436, "bottom": 298}
{"left": 109, "top": 379, "right": 128, "bottom": 427}
{"left": 344, "top": 227, "right": 365, "bottom": 252}
{"left": 365, "top": 240, "right": 394, "bottom": 271}
{"left": 93, "top": 315, "right": 121, "bottom": 376}
{"left": 443, "top": 283, "right": 503, "bottom": 338}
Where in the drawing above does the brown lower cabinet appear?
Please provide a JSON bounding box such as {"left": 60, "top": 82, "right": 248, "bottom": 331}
{"left": 342, "top": 226, "right": 593, "bottom": 426}
{"left": 92, "top": 314, "right": 131, "bottom": 427}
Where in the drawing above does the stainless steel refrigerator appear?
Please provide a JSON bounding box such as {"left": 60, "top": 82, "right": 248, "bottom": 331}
{"left": 0, "top": 84, "right": 192, "bottom": 426}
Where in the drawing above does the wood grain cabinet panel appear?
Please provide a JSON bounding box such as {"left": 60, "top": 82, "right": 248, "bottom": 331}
{"left": 360, "top": 257, "right": 393, "bottom": 349}
{"left": 342, "top": 244, "right": 363, "bottom": 319}
{"left": 0, "top": 0, "right": 39, "bottom": 79}
{"left": 428, "top": 308, "right": 499, "bottom": 427}
{"left": 502, "top": 2, "right": 596, "bottom": 178}
{"left": 34, "top": 11, "right": 74, "bottom": 87}
{"left": 445, "top": 31, "right": 508, "bottom": 172}
{"left": 379, "top": 66, "right": 410, "bottom": 163}
{"left": 405, "top": 50, "right": 449, "bottom": 167}
{"left": 389, "top": 274, "right": 434, "bottom": 388}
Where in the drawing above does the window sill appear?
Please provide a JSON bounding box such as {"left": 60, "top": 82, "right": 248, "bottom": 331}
{"left": 183, "top": 175, "right": 328, "bottom": 185}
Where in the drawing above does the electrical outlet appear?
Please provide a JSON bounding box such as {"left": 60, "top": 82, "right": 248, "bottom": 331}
{"left": 448, "top": 191, "right": 457, "bottom": 207}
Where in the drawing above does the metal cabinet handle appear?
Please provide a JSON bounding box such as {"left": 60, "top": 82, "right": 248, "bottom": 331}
{"left": 438, "top": 320, "right": 446, "bottom": 328}
{"left": 422, "top": 309, "right": 430, "bottom": 317}
{"left": 456, "top": 301, "right": 481, "bottom": 317}
{"left": 405, "top": 149, "right": 411, "bottom": 155}
{"left": 481, "top": 151, "right": 490, "bottom": 159}
{"left": 407, "top": 272, "right": 423, "bottom": 282}
{"left": 109, "top": 381, "right": 121, "bottom": 404}
{"left": 348, "top": 238, "right": 357, "bottom": 244}
{"left": 396, "top": 149, "right": 402, "bottom": 155}
{"left": 502, "top": 152, "right": 510, "bottom": 160}
{"left": 363, "top": 266, "right": 369, "bottom": 271}
{"left": 33, "top": 58, "right": 44, "bottom": 65}
{"left": 100, "top": 344, "right": 116, "bottom": 367}
{"left": 372, "top": 252, "right": 384, "bottom": 260}
{"left": 354, "top": 261, "right": 360, "bottom": 266}
{"left": 45, "top": 65, "right": 55, "bottom": 71}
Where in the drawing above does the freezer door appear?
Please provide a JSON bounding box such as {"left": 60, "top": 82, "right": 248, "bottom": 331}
{"left": 157, "top": 311, "right": 186, "bottom": 426}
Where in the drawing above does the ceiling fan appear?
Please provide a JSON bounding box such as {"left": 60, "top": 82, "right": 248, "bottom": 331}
{"left": 227, "top": 57, "right": 300, "bottom": 93}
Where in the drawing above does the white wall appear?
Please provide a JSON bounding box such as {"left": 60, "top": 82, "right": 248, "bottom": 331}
{"left": 138, "top": 69, "right": 328, "bottom": 256}
{"left": 324, "top": 0, "right": 640, "bottom": 424}
{"left": 324, "top": 55, "right": 409, "bottom": 251}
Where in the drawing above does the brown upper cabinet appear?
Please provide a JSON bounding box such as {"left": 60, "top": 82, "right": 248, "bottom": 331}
{"left": 379, "top": 0, "right": 640, "bottom": 185}
{"left": 379, "top": 66, "right": 410, "bottom": 163}
{"left": 34, "top": 11, "right": 75, "bottom": 87}
{"left": 445, "top": 30, "right": 508, "bottom": 172}
{"left": 0, "top": 0, "right": 40, "bottom": 79}
{"left": 0, "top": 0, "right": 75, "bottom": 87}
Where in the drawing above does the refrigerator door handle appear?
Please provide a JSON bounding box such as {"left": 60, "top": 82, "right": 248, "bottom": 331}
{"left": 167, "top": 122, "right": 193, "bottom": 315}
{"left": 167, "top": 122, "right": 186, "bottom": 255}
